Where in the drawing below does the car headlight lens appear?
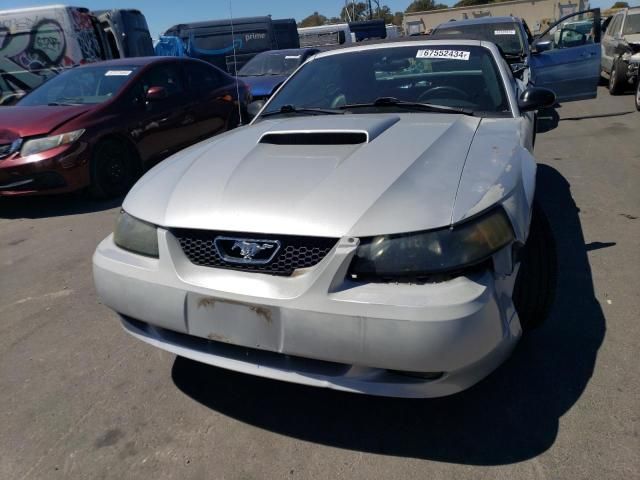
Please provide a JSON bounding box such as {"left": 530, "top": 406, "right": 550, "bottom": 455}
{"left": 349, "top": 208, "right": 514, "bottom": 279}
{"left": 21, "top": 129, "right": 85, "bottom": 157}
{"left": 113, "top": 211, "right": 159, "bottom": 258}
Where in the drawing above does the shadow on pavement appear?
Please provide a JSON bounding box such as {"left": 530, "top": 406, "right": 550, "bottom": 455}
{"left": 0, "top": 193, "right": 122, "bottom": 220}
{"left": 171, "top": 164, "right": 605, "bottom": 465}
{"left": 561, "top": 111, "right": 635, "bottom": 121}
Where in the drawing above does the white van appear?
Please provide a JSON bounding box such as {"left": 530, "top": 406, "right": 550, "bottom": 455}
{"left": 298, "top": 24, "right": 353, "bottom": 48}
{"left": 0, "top": 5, "right": 109, "bottom": 104}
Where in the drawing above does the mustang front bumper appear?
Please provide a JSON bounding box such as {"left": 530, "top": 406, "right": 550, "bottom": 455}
{"left": 93, "top": 229, "right": 522, "bottom": 398}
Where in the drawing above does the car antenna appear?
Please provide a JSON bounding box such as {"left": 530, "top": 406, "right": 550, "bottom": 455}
{"left": 229, "top": 0, "right": 244, "bottom": 126}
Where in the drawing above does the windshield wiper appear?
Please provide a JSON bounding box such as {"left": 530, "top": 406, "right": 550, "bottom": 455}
{"left": 49, "top": 97, "right": 84, "bottom": 106}
{"left": 47, "top": 102, "right": 80, "bottom": 106}
{"left": 260, "top": 104, "right": 346, "bottom": 118}
{"left": 340, "top": 97, "right": 475, "bottom": 116}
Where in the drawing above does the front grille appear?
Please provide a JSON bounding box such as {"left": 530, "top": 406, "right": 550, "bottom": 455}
{"left": 0, "top": 139, "right": 21, "bottom": 159}
{"left": 0, "top": 143, "right": 12, "bottom": 159}
{"left": 0, "top": 172, "right": 66, "bottom": 191}
{"left": 172, "top": 229, "right": 338, "bottom": 276}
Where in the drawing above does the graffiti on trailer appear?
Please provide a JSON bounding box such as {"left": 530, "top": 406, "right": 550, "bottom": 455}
{"left": 0, "top": 7, "right": 104, "bottom": 104}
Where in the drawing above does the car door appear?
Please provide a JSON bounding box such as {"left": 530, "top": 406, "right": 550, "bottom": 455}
{"left": 183, "top": 61, "right": 237, "bottom": 141}
{"left": 529, "top": 9, "right": 601, "bottom": 102}
{"left": 124, "top": 62, "right": 192, "bottom": 164}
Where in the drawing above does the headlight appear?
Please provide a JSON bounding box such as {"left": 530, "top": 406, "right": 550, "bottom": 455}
{"left": 349, "top": 208, "right": 514, "bottom": 279}
{"left": 21, "top": 129, "right": 84, "bottom": 157}
{"left": 113, "top": 211, "right": 159, "bottom": 258}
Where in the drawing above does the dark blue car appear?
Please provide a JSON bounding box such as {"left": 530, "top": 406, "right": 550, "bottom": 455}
{"left": 237, "top": 48, "right": 320, "bottom": 101}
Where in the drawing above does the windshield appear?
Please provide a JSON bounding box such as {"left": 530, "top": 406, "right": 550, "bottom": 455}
{"left": 261, "top": 45, "right": 510, "bottom": 117}
{"left": 18, "top": 65, "right": 138, "bottom": 106}
{"left": 238, "top": 52, "right": 304, "bottom": 76}
{"left": 623, "top": 13, "right": 640, "bottom": 35}
{"left": 436, "top": 23, "right": 525, "bottom": 56}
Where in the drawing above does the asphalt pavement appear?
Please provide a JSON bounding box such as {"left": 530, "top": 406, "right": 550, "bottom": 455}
{"left": 0, "top": 87, "right": 638, "bottom": 480}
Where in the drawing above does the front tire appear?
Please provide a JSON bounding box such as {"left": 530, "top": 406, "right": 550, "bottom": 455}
{"left": 513, "top": 202, "right": 558, "bottom": 331}
{"left": 89, "top": 138, "right": 138, "bottom": 199}
{"left": 635, "top": 80, "right": 640, "bottom": 111}
{"left": 608, "top": 59, "right": 626, "bottom": 95}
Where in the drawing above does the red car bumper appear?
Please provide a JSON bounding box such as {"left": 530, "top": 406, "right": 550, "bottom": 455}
{"left": 0, "top": 141, "right": 91, "bottom": 196}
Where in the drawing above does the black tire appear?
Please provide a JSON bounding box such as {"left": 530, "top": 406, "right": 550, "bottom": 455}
{"left": 635, "top": 81, "right": 640, "bottom": 112}
{"left": 89, "top": 138, "right": 138, "bottom": 199}
{"left": 608, "top": 59, "right": 626, "bottom": 95}
{"left": 513, "top": 202, "right": 558, "bottom": 332}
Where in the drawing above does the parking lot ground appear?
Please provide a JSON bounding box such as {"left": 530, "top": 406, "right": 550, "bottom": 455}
{"left": 0, "top": 87, "right": 638, "bottom": 480}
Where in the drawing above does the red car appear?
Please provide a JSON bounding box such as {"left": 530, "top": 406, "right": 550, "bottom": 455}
{"left": 0, "top": 57, "right": 250, "bottom": 197}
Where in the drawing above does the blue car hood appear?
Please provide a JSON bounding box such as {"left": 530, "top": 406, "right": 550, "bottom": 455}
{"left": 241, "top": 75, "right": 288, "bottom": 98}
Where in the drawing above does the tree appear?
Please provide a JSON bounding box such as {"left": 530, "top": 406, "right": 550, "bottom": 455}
{"left": 391, "top": 11, "right": 404, "bottom": 26}
{"left": 611, "top": 1, "right": 629, "bottom": 8}
{"left": 405, "top": 0, "right": 448, "bottom": 13}
{"left": 298, "top": 12, "right": 327, "bottom": 28}
{"left": 339, "top": 2, "right": 404, "bottom": 24}
{"left": 340, "top": 2, "right": 369, "bottom": 22}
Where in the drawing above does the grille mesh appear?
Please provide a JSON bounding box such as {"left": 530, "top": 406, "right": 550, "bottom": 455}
{"left": 172, "top": 229, "right": 338, "bottom": 276}
{"left": 0, "top": 143, "right": 12, "bottom": 159}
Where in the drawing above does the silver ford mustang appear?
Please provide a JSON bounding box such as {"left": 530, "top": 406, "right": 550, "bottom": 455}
{"left": 93, "top": 39, "right": 592, "bottom": 398}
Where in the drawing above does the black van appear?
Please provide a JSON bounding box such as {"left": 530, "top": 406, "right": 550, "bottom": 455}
{"left": 164, "top": 16, "right": 298, "bottom": 74}
{"left": 94, "top": 9, "right": 155, "bottom": 58}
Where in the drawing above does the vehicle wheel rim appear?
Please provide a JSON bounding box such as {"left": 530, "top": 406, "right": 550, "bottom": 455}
{"left": 610, "top": 69, "right": 616, "bottom": 89}
{"left": 99, "top": 143, "right": 129, "bottom": 192}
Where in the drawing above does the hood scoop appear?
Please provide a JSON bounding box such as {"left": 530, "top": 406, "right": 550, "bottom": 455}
{"left": 258, "top": 115, "right": 401, "bottom": 146}
{"left": 260, "top": 131, "right": 368, "bottom": 145}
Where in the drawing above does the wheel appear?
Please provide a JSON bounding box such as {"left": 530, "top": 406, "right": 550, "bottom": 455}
{"left": 89, "top": 138, "right": 138, "bottom": 199}
{"left": 608, "top": 59, "right": 626, "bottom": 95}
{"left": 635, "top": 80, "right": 640, "bottom": 111}
{"left": 513, "top": 202, "right": 558, "bottom": 331}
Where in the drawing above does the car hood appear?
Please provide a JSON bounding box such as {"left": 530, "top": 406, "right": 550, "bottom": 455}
{"left": 625, "top": 35, "right": 640, "bottom": 48}
{"left": 124, "top": 113, "right": 522, "bottom": 238}
{"left": 240, "top": 75, "right": 288, "bottom": 98}
{"left": 0, "top": 105, "right": 92, "bottom": 143}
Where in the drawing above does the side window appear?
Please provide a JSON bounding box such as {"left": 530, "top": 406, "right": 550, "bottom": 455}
{"left": 185, "top": 63, "right": 224, "bottom": 96}
{"left": 538, "top": 11, "right": 599, "bottom": 50}
{"left": 143, "top": 64, "right": 185, "bottom": 97}
{"left": 608, "top": 15, "right": 621, "bottom": 38}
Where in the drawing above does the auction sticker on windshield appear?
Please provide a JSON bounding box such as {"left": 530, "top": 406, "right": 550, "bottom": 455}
{"left": 416, "top": 49, "right": 470, "bottom": 61}
{"left": 494, "top": 30, "right": 517, "bottom": 35}
{"left": 105, "top": 70, "right": 133, "bottom": 76}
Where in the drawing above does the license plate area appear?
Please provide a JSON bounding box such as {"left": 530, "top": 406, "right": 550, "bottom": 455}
{"left": 187, "top": 294, "right": 281, "bottom": 352}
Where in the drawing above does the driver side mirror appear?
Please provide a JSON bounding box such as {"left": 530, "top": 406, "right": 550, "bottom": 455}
{"left": 532, "top": 40, "right": 552, "bottom": 54}
{"left": 146, "top": 86, "right": 168, "bottom": 102}
{"left": 518, "top": 87, "right": 556, "bottom": 112}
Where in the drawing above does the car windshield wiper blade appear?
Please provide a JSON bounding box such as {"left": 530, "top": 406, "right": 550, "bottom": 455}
{"left": 49, "top": 97, "right": 84, "bottom": 105}
{"left": 260, "top": 104, "right": 346, "bottom": 118}
{"left": 48, "top": 102, "right": 80, "bottom": 106}
{"left": 340, "top": 97, "right": 475, "bottom": 116}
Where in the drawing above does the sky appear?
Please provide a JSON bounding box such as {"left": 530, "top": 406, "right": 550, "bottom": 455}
{"left": 6, "top": 0, "right": 640, "bottom": 39}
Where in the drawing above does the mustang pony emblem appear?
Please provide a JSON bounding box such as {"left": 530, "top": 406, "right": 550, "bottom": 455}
{"left": 232, "top": 240, "right": 275, "bottom": 260}
{"left": 214, "top": 236, "right": 282, "bottom": 265}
